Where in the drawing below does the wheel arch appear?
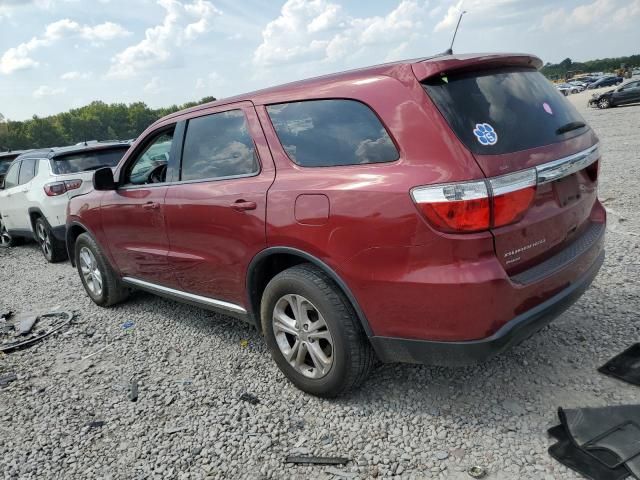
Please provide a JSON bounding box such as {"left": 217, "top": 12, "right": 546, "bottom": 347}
{"left": 246, "top": 247, "right": 373, "bottom": 336}
{"left": 66, "top": 220, "right": 90, "bottom": 267}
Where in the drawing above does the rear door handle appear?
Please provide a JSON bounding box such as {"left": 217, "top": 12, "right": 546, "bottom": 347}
{"left": 231, "top": 200, "right": 257, "bottom": 212}
{"left": 143, "top": 202, "right": 160, "bottom": 210}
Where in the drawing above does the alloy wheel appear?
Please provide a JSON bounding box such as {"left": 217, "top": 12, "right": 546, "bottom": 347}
{"left": 272, "top": 294, "right": 334, "bottom": 379}
{"left": 0, "top": 218, "right": 11, "bottom": 247}
{"left": 598, "top": 99, "right": 610, "bottom": 109}
{"left": 36, "top": 222, "right": 52, "bottom": 258}
{"left": 79, "top": 246, "right": 103, "bottom": 296}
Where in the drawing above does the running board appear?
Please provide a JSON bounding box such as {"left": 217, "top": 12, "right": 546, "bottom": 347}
{"left": 122, "top": 277, "right": 248, "bottom": 315}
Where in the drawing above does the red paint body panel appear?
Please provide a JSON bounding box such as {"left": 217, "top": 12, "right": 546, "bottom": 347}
{"left": 67, "top": 53, "right": 605, "bottom": 353}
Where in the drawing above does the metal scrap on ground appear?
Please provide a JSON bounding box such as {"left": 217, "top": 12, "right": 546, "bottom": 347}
{"left": 0, "top": 310, "right": 73, "bottom": 353}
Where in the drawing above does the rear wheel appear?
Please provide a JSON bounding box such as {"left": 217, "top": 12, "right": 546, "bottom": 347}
{"left": 598, "top": 98, "right": 611, "bottom": 109}
{"left": 261, "top": 264, "right": 375, "bottom": 397}
{"left": 35, "top": 217, "right": 67, "bottom": 263}
{"left": 75, "top": 233, "right": 129, "bottom": 307}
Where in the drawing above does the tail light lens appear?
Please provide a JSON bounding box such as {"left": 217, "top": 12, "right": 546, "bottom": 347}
{"left": 44, "top": 179, "right": 82, "bottom": 197}
{"left": 411, "top": 169, "right": 537, "bottom": 233}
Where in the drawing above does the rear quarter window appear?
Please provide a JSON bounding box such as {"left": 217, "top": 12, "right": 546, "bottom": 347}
{"left": 423, "top": 68, "right": 588, "bottom": 155}
{"left": 266, "top": 99, "right": 399, "bottom": 167}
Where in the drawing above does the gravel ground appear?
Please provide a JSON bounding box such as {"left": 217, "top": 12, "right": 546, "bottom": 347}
{"left": 1, "top": 91, "right": 640, "bottom": 480}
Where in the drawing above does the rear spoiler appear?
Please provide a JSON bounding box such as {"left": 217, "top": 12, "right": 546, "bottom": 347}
{"left": 412, "top": 53, "right": 543, "bottom": 81}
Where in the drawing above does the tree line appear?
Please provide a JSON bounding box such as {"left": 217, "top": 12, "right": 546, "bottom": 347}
{"left": 541, "top": 54, "right": 640, "bottom": 80}
{"left": 0, "top": 97, "right": 216, "bottom": 151}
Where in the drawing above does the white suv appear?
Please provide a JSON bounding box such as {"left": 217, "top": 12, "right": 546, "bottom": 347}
{"left": 0, "top": 142, "right": 130, "bottom": 262}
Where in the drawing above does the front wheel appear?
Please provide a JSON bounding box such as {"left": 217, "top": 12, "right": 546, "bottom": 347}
{"left": 75, "top": 233, "right": 129, "bottom": 307}
{"left": 35, "top": 217, "right": 67, "bottom": 262}
{"left": 261, "top": 264, "right": 375, "bottom": 397}
{"left": 598, "top": 98, "right": 611, "bottom": 109}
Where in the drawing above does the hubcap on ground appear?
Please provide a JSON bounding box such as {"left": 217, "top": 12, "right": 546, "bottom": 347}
{"left": 79, "top": 247, "right": 103, "bottom": 296}
{"left": 0, "top": 219, "right": 11, "bottom": 247}
{"left": 36, "top": 222, "right": 52, "bottom": 258}
{"left": 272, "top": 294, "right": 334, "bottom": 379}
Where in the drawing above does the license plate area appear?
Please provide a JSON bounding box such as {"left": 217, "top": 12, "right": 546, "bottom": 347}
{"left": 553, "top": 173, "right": 581, "bottom": 208}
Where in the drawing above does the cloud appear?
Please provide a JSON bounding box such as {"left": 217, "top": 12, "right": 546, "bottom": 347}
{"left": 108, "top": 0, "right": 222, "bottom": 78}
{"left": 0, "top": 18, "right": 130, "bottom": 74}
{"left": 60, "top": 71, "right": 92, "bottom": 80}
{"left": 144, "top": 76, "right": 165, "bottom": 94}
{"left": 541, "top": 0, "right": 638, "bottom": 31}
{"left": 33, "top": 85, "right": 66, "bottom": 98}
{"left": 433, "top": 0, "right": 519, "bottom": 32}
{"left": 253, "top": 0, "right": 428, "bottom": 67}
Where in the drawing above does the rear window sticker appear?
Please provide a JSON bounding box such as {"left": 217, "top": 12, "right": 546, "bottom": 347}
{"left": 543, "top": 102, "right": 553, "bottom": 115}
{"left": 473, "top": 123, "right": 498, "bottom": 146}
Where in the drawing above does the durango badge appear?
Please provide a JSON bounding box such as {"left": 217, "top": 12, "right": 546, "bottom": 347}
{"left": 473, "top": 123, "right": 498, "bottom": 145}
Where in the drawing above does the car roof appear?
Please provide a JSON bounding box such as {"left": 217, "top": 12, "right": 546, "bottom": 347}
{"left": 0, "top": 150, "right": 27, "bottom": 161}
{"left": 15, "top": 141, "right": 131, "bottom": 161}
{"left": 152, "top": 52, "right": 542, "bottom": 127}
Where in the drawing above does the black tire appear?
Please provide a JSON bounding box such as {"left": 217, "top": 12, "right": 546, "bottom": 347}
{"left": 0, "top": 216, "right": 19, "bottom": 248}
{"left": 75, "top": 232, "right": 129, "bottom": 307}
{"left": 34, "top": 217, "right": 67, "bottom": 263}
{"left": 260, "top": 263, "right": 375, "bottom": 397}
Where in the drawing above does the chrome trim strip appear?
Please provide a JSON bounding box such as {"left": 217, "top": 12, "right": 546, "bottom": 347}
{"left": 535, "top": 143, "right": 599, "bottom": 185}
{"left": 122, "top": 277, "right": 247, "bottom": 314}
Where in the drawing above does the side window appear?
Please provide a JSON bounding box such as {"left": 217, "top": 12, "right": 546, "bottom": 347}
{"left": 266, "top": 99, "right": 399, "bottom": 167}
{"left": 125, "top": 129, "right": 174, "bottom": 186}
{"left": 3, "top": 162, "right": 20, "bottom": 189}
{"left": 18, "top": 158, "right": 37, "bottom": 185}
{"left": 180, "top": 110, "right": 259, "bottom": 182}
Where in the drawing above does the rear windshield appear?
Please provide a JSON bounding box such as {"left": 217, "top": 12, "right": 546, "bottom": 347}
{"left": 423, "top": 68, "right": 588, "bottom": 155}
{"left": 52, "top": 147, "right": 128, "bottom": 174}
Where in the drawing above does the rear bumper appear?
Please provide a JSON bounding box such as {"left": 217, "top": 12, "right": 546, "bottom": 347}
{"left": 370, "top": 249, "right": 604, "bottom": 366}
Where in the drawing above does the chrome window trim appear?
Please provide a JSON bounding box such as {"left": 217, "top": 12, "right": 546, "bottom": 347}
{"left": 122, "top": 277, "right": 247, "bottom": 314}
{"left": 535, "top": 143, "right": 599, "bottom": 185}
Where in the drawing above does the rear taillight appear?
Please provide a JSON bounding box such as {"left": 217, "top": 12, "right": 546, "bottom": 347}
{"left": 411, "top": 169, "right": 537, "bottom": 233}
{"left": 44, "top": 179, "right": 82, "bottom": 197}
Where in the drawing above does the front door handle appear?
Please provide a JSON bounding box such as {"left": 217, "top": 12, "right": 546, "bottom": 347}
{"left": 231, "top": 200, "right": 257, "bottom": 212}
{"left": 143, "top": 202, "right": 160, "bottom": 210}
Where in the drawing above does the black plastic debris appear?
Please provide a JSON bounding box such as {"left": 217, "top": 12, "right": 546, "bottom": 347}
{"left": 284, "top": 455, "right": 349, "bottom": 465}
{"left": 128, "top": 377, "right": 139, "bottom": 402}
{"left": 87, "top": 420, "right": 105, "bottom": 429}
{"left": 0, "top": 311, "right": 73, "bottom": 353}
{"left": 548, "top": 424, "right": 629, "bottom": 480}
{"left": 239, "top": 392, "right": 259, "bottom": 405}
{"left": 599, "top": 344, "right": 640, "bottom": 387}
{"left": 0, "top": 373, "right": 17, "bottom": 388}
{"left": 548, "top": 405, "right": 640, "bottom": 479}
{"left": 0, "top": 311, "right": 13, "bottom": 321}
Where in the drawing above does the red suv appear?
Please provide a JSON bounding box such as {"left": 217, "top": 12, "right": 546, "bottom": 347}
{"left": 67, "top": 53, "right": 605, "bottom": 397}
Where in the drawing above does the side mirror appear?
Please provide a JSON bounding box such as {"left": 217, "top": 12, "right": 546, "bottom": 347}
{"left": 93, "top": 167, "right": 116, "bottom": 191}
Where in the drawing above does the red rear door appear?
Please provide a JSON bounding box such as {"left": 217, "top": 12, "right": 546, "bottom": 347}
{"left": 164, "top": 102, "right": 275, "bottom": 307}
{"left": 422, "top": 67, "right": 602, "bottom": 274}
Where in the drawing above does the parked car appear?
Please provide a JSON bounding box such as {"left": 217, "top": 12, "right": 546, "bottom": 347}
{"left": 556, "top": 84, "right": 572, "bottom": 96}
{"left": 587, "top": 76, "right": 624, "bottom": 89}
{"left": 0, "top": 151, "right": 27, "bottom": 186}
{"left": 633, "top": 69, "right": 640, "bottom": 76}
{"left": 568, "top": 81, "right": 586, "bottom": 91}
{"left": 67, "top": 53, "right": 605, "bottom": 397}
{"left": 0, "top": 141, "right": 130, "bottom": 260}
{"left": 589, "top": 80, "right": 640, "bottom": 109}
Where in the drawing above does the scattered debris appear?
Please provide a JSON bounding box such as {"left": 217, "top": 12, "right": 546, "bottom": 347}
{"left": 435, "top": 450, "right": 449, "bottom": 460}
{"left": 86, "top": 420, "right": 105, "bottom": 429}
{"left": 239, "top": 392, "right": 259, "bottom": 405}
{"left": 467, "top": 466, "right": 487, "bottom": 478}
{"left": 128, "top": 377, "right": 139, "bottom": 402}
{"left": 0, "top": 311, "right": 13, "bottom": 321}
{"left": 324, "top": 467, "right": 358, "bottom": 478}
{"left": 165, "top": 426, "right": 187, "bottom": 434}
{"left": 0, "top": 372, "right": 17, "bottom": 388}
{"left": 85, "top": 326, "right": 97, "bottom": 337}
{"left": 121, "top": 321, "right": 135, "bottom": 330}
{"left": 599, "top": 343, "right": 640, "bottom": 386}
{"left": 0, "top": 310, "right": 73, "bottom": 353}
{"left": 284, "top": 456, "right": 349, "bottom": 465}
{"left": 239, "top": 339, "right": 249, "bottom": 348}
{"left": 81, "top": 343, "right": 111, "bottom": 360}
{"left": 14, "top": 312, "right": 39, "bottom": 336}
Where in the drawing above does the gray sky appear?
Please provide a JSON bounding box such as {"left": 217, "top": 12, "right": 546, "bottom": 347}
{"left": 1, "top": 0, "right": 638, "bottom": 120}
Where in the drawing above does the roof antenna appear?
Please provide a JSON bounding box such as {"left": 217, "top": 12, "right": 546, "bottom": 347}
{"left": 445, "top": 10, "right": 467, "bottom": 55}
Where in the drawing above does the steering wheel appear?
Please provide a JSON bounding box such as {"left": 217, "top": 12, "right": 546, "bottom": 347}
{"left": 148, "top": 164, "right": 167, "bottom": 184}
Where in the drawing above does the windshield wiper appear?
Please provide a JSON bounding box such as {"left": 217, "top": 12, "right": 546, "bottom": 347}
{"left": 81, "top": 164, "right": 110, "bottom": 172}
{"left": 556, "top": 121, "right": 586, "bottom": 135}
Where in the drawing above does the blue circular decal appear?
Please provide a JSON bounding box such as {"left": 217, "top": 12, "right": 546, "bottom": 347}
{"left": 473, "top": 123, "right": 498, "bottom": 146}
